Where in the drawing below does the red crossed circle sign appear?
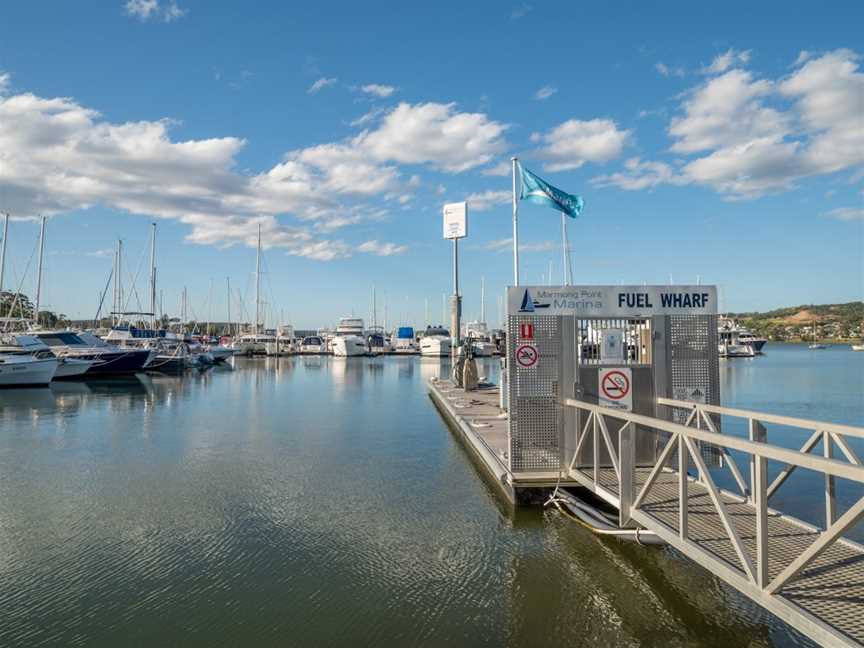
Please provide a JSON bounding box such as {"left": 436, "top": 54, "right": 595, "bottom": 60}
{"left": 515, "top": 344, "right": 538, "bottom": 368}
{"left": 601, "top": 370, "right": 630, "bottom": 400}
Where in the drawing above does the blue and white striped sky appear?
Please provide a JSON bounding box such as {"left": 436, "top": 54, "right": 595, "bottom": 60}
{"left": 0, "top": 1, "right": 861, "bottom": 327}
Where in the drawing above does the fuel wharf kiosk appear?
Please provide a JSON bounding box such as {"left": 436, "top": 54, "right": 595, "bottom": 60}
{"left": 505, "top": 285, "right": 720, "bottom": 499}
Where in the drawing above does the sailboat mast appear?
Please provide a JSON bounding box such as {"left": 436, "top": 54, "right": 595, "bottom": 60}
{"left": 255, "top": 224, "right": 261, "bottom": 334}
{"left": 34, "top": 216, "right": 46, "bottom": 327}
{"left": 0, "top": 212, "right": 8, "bottom": 307}
{"left": 227, "top": 277, "right": 231, "bottom": 337}
{"left": 149, "top": 222, "right": 156, "bottom": 328}
{"left": 481, "top": 276, "right": 486, "bottom": 323}
{"left": 372, "top": 285, "right": 377, "bottom": 329}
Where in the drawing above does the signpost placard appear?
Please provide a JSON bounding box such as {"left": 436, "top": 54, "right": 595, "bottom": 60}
{"left": 515, "top": 344, "right": 538, "bottom": 368}
{"left": 598, "top": 367, "right": 633, "bottom": 411}
{"left": 443, "top": 202, "right": 468, "bottom": 239}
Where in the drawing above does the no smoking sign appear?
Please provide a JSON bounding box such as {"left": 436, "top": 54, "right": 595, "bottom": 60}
{"left": 598, "top": 367, "right": 633, "bottom": 411}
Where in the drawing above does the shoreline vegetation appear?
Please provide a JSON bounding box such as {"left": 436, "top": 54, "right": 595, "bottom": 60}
{"left": 729, "top": 301, "right": 863, "bottom": 343}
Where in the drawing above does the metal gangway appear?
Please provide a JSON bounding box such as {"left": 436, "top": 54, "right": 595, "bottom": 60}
{"left": 563, "top": 396, "right": 864, "bottom": 647}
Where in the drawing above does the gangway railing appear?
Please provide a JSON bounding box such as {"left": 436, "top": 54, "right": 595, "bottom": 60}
{"left": 562, "top": 397, "right": 864, "bottom": 647}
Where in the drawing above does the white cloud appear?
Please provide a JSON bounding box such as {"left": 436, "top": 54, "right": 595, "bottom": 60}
{"left": 592, "top": 157, "right": 683, "bottom": 191}
{"left": 701, "top": 48, "right": 751, "bottom": 75}
{"left": 124, "top": 0, "right": 186, "bottom": 22}
{"left": 655, "top": 62, "right": 685, "bottom": 78}
{"left": 511, "top": 3, "right": 532, "bottom": 19}
{"left": 307, "top": 77, "right": 338, "bottom": 94}
{"left": 0, "top": 72, "right": 10, "bottom": 95}
{"left": 350, "top": 107, "right": 385, "bottom": 127}
{"left": 593, "top": 49, "right": 864, "bottom": 200}
{"left": 358, "top": 102, "right": 508, "bottom": 173}
{"left": 465, "top": 190, "right": 511, "bottom": 211}
{"left": 360, "top": 84, "right": 395, "bottom": 98}
{"left": 534, "top": 85, "right": 557, "bottom": 100}
{"left": 530, "top": 118, "right": 630, "bottom": 172}
{"left": 356, "top": 240, "right": 407, "bottom": 256}
{"left": 481, "top": 160, "right": 511, "bottom": 176}
{"left": 823, "top": 207, "right": 864, "bottom": 221}
{"left": 484, "top": 238, "right": 555, "bottom": 253}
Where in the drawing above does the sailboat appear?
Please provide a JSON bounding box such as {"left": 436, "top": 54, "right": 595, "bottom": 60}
{"left": 231, "top": 224, "right": 275, "bottom": 355}
{"left": 808, "top": 320, "right": 827, "bottom": 350}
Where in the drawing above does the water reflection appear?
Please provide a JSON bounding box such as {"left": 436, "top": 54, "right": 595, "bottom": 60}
{"left": 0, "top": 353, "right": 830, "bottom": 646}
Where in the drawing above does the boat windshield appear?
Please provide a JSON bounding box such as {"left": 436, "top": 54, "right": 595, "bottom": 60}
{"left": 35, "top": 332, "right": 85, "bottom": 347}
{"left": 303, "top": 337, "right": 322, "bottom": 345}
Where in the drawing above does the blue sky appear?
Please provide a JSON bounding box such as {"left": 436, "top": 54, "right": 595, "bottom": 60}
{"left": 0, "top": 0, "right": 862, "bottom": 328}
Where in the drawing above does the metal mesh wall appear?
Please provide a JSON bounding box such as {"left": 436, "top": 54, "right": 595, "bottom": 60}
{"left": 507, "top": 315, "right": 562, "bottom": 472}
{"left": 669, "top": 315, "right": 720, "bottom": 421}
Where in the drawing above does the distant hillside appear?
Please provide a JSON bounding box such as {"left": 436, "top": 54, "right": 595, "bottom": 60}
{"left": 727, "top": 302, "right": 864, "bottom": 341}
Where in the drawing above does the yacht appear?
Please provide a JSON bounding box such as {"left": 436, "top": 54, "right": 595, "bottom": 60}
{"left": 232, "top": 332, "right": 275, "bottom": 355}
{"left": 393, "top": 326, "right": 417, "bottom": 354}
{"left": 0, "top": 333, "right": 95, "bottom": 379}
{"left": 31, "top": 330, "right": 152, "bottom": 374}
{"left": 718, "top": 318, "right": 766, "bottom": 353}
{"left": 420, "top": 326, "right": 451, "bottom": 357}
{"left": 463, "top": 321, "right": 496, "bottom": 357}
{"left": 366, "top": 327, "right": 391, "bottom": 355}
{"left": 331, "top": 318, "right": 368, "bottom": 357}
{"left": 0, "top": 353, "right": 58, "bottom": 386}
{"left": 718, "top": 327, "right": 756, "bottom": 358}
{"left": 299, "top": 335, "right": 326, "bottom": 354}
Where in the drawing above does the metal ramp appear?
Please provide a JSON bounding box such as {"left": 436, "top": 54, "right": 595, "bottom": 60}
{"left": 564, "top": 397, "right": 864, "bottom": 648}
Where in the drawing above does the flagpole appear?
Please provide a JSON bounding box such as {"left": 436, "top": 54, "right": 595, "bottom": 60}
{"left": 511, "top": 157, "right": 520, "bottom": 286}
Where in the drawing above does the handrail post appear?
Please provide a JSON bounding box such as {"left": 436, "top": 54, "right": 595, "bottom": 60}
{"left": 678, "top": 433, "right": 688, "bottom": 539}
{"left": 825, "top": 430, "right": 835, "bottom": 528}
{"left": 593, "top": 412, "right": 599, "bottom": 485}
{"left": 748, "top": 418, "right": 766, "bottom": 505}
{"left": 619, "top": 421, "right": 635, "bottom": 527}
{"left": 754, "top": 448, "right": 769, "bottom": 588}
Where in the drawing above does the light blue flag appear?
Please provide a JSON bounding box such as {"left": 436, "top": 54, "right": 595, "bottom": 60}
{"left": 519, "top": 163, "right": 584, "bottom": 219}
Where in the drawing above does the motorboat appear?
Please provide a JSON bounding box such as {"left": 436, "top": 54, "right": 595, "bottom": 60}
{"left": 463, "top": 321, "right": 496, "bottom": 357}
{"left": 0, "top": 353, "right": 58, "bottom": 386}
{"left": 718, "top": 328, "right": 756, "bottom": 358}
{"left": 393, "top": 327, "right": 417, "bottom": 354}
{"left": 299, "top": 335, "right": 326, "bottom": 354}
{"left": 332, "top": 317, "right": 368, "bottom": 357}
{"left": 420, "top": 326, "right": 451, "bottom": 357}
{"left": 852, "top": 344, "right": 864, "bottom": 352}
{"left": 0, "top": 333, "right": 96, "bottom": 379}
{"left": 718, "top": 318, "right": 766, "bottom": 353}
{"left": 31, "top": 330, "right": 151, "bottom": 375}
{"left": 231, "top": 332, "right": 275, "bottom": 355}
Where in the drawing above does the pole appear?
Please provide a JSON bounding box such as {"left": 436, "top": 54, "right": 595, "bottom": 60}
{"left": 511, "top": 157, "right": 520, "bottom": 286}
{"left": 227, "top": 277, "right": 231, "bottom": 336}
{"left": 481, "top": 276, "right": 486, "bottom": 323}
{"left": 255, "top": 223, "right": 261, "bottom": 334}
{"left": 117, "top": 239, "right": 123, "bottom": 320}
{"left": 0, "top": 212, "right": 8, "bottom": 304}
{"left": 451, "top": 238, "right": 461, "bottom": 351}
{"left": 112, "top": 241, "right": 119, "bottom": 326}
{"left": 372, "top": 284, "right": 377, "bottom": 329}
{"left": 149, "top": 222, "right": 156, "bottom": 328}
{"left": 34, "top": 215, "right": 46, "bottom": 327}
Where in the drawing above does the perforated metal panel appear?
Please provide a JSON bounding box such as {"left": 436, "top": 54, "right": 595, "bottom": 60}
{"left": 669, "top": 315, "right": 720, "bottom": 422}
{"left": 507, "top": 315, "right": 562, "bottom": 472}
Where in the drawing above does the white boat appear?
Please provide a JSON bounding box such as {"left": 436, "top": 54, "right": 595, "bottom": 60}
{"left": 299, "top": 335, "right": 326, "bottom": 354}
{"left": 463, "top": 321, "right": 495, "bottom": 357}
{"left": 420, "top": 326, "right": 451, "bottom": 357}
{"left": 332, "top": 317, "right": 368, "bottom": 357}
{"left": 366, "top": 328, "right": 391, "bottom": 355}
{"left": 393, "top": 326, "right": 417, "bottom": 353}
{"left": 232, "top": 333, "right": 275, "bottom": 355}
{"left": 0, "top": 334, "right": 91, "bottom": 380}
{"left": 0, "top": 354, "right": 58, "bottom": 386}
{"left": 807, "top": 320, "right": 827, "bottom": 349}
{"left": 718, "top": 327, "right": 755, "bottom": 358}
{"left": 719, "top": 318, "right": 766, "bottom": 353}
{"left": 852, "top": 344, "right": 864, "bottom": 352}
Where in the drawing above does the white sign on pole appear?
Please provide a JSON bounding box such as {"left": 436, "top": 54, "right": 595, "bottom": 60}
{"left": 598, "top": 367, "right": 633, "bottom": 412}
{"left": 443, "top": 202, "right": 467, "bottom": 239}
{"left": 601, "top": 328, "right": 625, "bottom": 362}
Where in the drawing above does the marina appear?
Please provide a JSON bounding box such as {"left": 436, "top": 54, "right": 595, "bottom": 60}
{"left": 0, "top": 346, "right": 860, "bottom": 646}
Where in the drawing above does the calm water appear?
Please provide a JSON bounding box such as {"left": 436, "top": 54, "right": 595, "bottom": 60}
{"left": 0, "top": 346, "right": 861, "bottom": 647}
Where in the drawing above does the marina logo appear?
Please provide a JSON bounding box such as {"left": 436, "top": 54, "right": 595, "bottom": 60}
{"left": 518, "top": 289, "right": 550, "bottom": 312}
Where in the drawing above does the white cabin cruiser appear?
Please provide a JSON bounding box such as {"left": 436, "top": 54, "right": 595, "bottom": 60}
{"left": 231, "top": 332, "right": 275, "bottom": 355}
{"left": 299, "top": 335, "right": 326, "bottom": 354}
{"left": 0, "top": 353, "right": 58, "bottom": 386}
{"left": 463, "top": 321, "right": 496, "bottom": 357}
{"left": 718, "top": 328, "right": 756, "bottom": 358}
{"left": 420, "top": 326, "right": 451, "bottom": 357}
{"left": 393, "top": 327, "right": 417, "bottom": 353}
{"left": 332, "top": 318, "right": 368, "bottom": 357}
{"left": 0, "top": 334, "right": 95, "bottom": 379}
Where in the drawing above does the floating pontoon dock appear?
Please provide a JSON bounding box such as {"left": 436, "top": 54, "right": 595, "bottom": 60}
{"left": 428, "top": 284, "right": 864, "bottom": 647}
